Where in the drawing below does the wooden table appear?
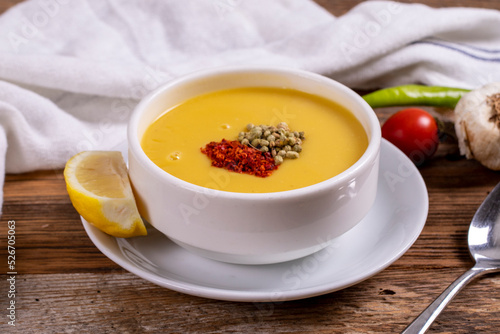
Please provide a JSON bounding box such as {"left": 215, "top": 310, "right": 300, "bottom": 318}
{"left": 2, "top": 1, "right": 500, "bottom": 333}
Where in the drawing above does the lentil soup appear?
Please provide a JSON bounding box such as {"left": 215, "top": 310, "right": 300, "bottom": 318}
{"left": 141, "top": 87, "right": 368, "bottom": 193}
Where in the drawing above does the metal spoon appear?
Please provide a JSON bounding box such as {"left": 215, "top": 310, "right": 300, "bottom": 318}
{"left": 402, "top": 182, "right": 500, "bottom": 334}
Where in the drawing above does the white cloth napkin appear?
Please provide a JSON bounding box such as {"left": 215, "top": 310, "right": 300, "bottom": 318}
{"left": 1, "top": 0, "right": 500, "bottom": 213}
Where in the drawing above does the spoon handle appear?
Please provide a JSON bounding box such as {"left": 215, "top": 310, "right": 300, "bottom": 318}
{"left": 401, "top": 266, "right": 486, "bottom": 334}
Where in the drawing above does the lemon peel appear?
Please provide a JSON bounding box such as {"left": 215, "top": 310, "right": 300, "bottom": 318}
{"left": 64, "top": 151, "right": 147, "bottom": 238}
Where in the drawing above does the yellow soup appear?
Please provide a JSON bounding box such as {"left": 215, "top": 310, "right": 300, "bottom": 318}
{"left": 141, "top": 87, "right": 368, "bottom": 193}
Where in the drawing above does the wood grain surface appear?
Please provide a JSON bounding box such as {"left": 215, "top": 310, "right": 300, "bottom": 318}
{"left": 2, "top": 1, "right": 500, "bottom": 333}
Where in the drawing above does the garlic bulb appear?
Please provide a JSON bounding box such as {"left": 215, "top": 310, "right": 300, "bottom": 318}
{"left": 455, "top": 82, "right": 500, "bottom": 170}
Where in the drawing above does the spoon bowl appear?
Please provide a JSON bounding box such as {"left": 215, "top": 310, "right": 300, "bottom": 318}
{"left": 402, "top": 182, "right": 500, "bottom": 334}
{"left": 468, "top": 189, "right": 500, "bottom": 264}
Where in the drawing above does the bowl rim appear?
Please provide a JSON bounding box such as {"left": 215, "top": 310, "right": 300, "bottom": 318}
{"left": 128, "top": 65, "right": 381, "bottom": 200}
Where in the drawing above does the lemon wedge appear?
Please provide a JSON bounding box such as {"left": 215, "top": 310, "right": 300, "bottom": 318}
{"left": 64, "top": 151, "right": 147, "bottom": 238}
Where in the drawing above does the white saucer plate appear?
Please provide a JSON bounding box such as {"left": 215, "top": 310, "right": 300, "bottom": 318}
{"left": 82, "top": 139, "right": 428, "bottom": 302}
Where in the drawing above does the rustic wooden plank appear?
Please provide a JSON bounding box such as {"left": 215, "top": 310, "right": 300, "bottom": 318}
{"left": 3, "top": 156, "right": 496, "bottom": 274}
{"left": 0, "top": 167, "right": 490, "bottom": 273}
{"left": 316, "top": 0, "right": 500, "bottom": 16}
{"left": 3, "top": 170, "right": 68, "bottom": 204}
{"left": 0, "top": 272, "right": 498, "bottom": 333}
{"left": 0, "top": 0, "right": 21, "bottom": 14}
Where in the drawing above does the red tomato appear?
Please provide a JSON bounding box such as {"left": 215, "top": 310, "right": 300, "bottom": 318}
{"left": 381, "top": 108, "right": 439, "bottom": 165}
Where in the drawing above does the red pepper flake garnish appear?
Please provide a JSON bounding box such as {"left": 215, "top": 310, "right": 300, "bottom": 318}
{"left": 201, "top": 139, "right": 278, "bottom": 177}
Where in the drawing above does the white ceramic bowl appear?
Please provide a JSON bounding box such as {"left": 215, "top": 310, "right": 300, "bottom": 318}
{"left": 128, "top": 66, "right": 381, "bottom": 265}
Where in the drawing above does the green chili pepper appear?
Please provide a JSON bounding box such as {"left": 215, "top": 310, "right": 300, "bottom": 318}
{"left": 362, "top": 84, "right": 470, "bottom": 109}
